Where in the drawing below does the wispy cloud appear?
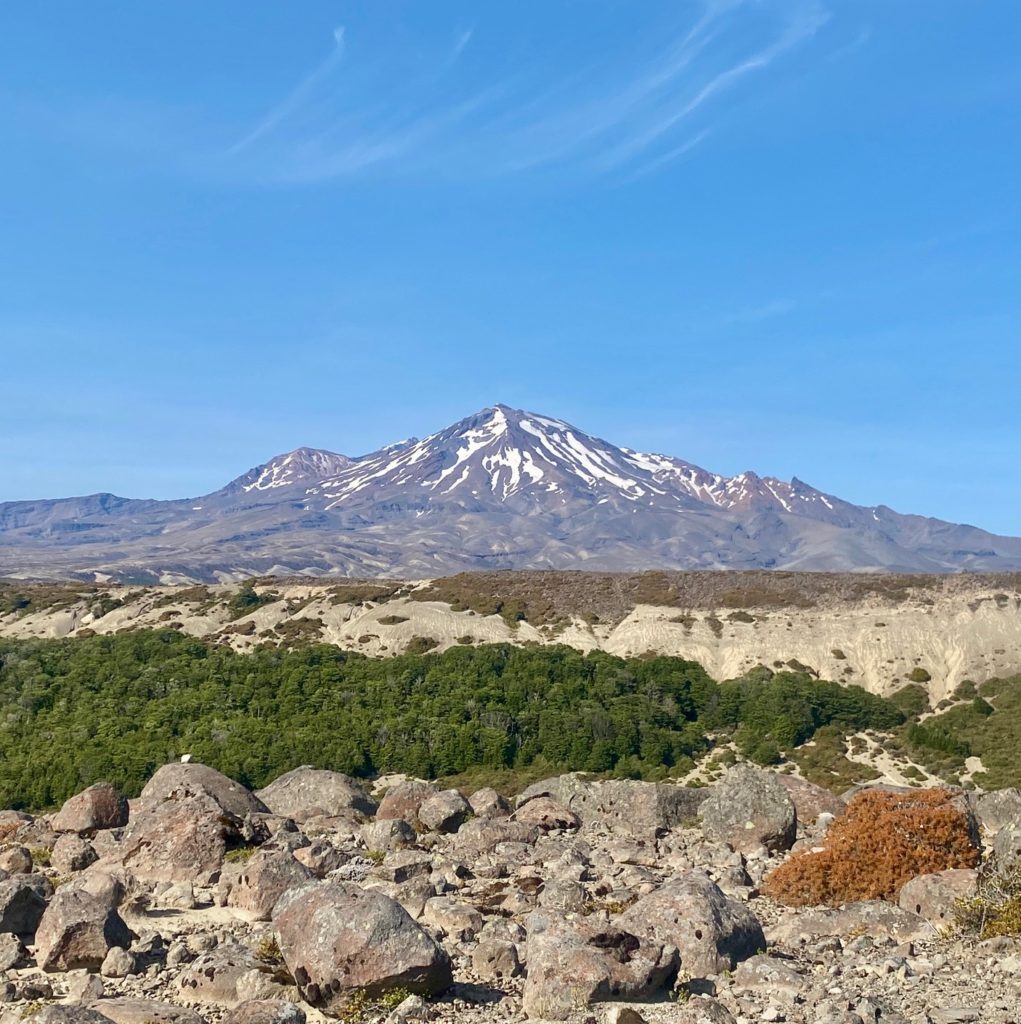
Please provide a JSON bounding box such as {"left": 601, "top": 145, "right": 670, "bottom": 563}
{"left": 228, "top": 26, "right": 347, "bottom": 156}
{"left": 23, "top": 1, "right": 833, "bottom": 187}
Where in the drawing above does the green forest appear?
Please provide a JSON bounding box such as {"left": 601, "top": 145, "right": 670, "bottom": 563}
{"left": 0, "top": 630, "right": 906, "bottom": 810}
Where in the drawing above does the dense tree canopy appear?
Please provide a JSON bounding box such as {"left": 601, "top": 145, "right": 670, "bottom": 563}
{"left": 0, "top": 631, "right": 903, "bottom": 810}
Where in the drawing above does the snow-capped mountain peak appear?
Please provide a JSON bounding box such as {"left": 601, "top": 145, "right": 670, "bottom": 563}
{"left": 226, "top": 447, "right": 354, "bottom": 494}
{"left": 4, "top": 402, "right": 1021, "bottom": 580}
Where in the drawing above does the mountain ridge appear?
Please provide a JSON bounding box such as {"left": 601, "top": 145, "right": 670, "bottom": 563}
{"left": 1, "top": 404, "right": 1019, "bottom": 582}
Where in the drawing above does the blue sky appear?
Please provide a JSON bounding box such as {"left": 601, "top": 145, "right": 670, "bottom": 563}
{"left": 1, "top": 1, "right": 1019, "bottom": 533}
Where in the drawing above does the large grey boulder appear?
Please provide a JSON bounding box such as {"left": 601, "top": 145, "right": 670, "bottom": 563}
{"left": 521, "top": 908, "right": 678, "bottom": 1020}
{"left": 699, "top": 764, "right": 797, "bottom": 853}
{"left": 766, "top": 900, "right": 936, "bottom": 945}
{"left": 51, "top": 784, "right": 129, "bottom": 835}
{"left": 221, "top": 850, "right": 314, "bottom": 921}
{"left": 417, "top": 790, "right": 471, "bottom": 834}
{"left": 517, "top": 775, "right": 706, "bottom": 834}
{"left": 140, "top": 763, "right": 267, "bottom": 818}
{"left": 514, "top": 797, "right": 580, "bottom": 831}
{"left": 618, "top": 871, "right": 765, "bottom": 977}
{"left": 34, "top": 888, "right": 133, "bottom": 972}
{"left": 375, "top": 781, "right": 438, "bottom": 824}
{"left": 976, "top": 789, "right": 1021, "bottom": 834}
{"left": 468, "top": 788, "right": 511, "bottom": 819}
{"left": 255, "top": 768, "right": 376, "bottom": 823}
{"left": 51, "top": 834, "right": 99, "bottom": 874}
{"left": 114, "top": 789, "right": 244, "bottom": 884}
{"left": 273, "top": 881, "right": 451, "bottom": 1015}
{"left": 0, "top": 873, "right": 53, "bottom": 935}
{"left": 360, "top": 819, "right": 416, "bottom": 854}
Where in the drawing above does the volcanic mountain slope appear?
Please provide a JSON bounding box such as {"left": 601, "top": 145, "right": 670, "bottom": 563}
{"left": 1, "top": 404, "right": 1020, "bottom": 582}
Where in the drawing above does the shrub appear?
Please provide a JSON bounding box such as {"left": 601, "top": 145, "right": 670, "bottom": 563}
{"left": 908, "top": 667, "right": 932, "bottom": 683}
{"left": 762, "top": 788, "right": 979, "bottom": 907}
{"left": 955, "top": 864, "right": 1021, "bottom": 939}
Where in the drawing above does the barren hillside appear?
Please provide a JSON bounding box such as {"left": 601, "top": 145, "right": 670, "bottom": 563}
{"left": 3, "top": 571, "right": 1020, "bottom": 700}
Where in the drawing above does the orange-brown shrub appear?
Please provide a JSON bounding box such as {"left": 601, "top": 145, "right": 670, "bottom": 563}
{"left": 762, "top": 788, "right": 979, "bottom": 907}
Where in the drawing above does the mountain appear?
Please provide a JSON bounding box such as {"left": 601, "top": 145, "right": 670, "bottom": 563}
{"left": 2, "top": 404, "right": 1019, "bottom": 582}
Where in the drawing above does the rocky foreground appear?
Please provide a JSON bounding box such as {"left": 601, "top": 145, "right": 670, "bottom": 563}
{"left": 0, "top": 764, "right": 1018, "bottom": 1024}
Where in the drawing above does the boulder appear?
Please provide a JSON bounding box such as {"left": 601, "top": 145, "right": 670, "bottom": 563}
{"left": 471, "top": 938, "right": 521, "bottom": 982}
{"left": 618, "top": 871, "right": 765, "bottom": 977}
{"left": 21, "top": 1009, "right": 116, "bottom": 1024}
{"left": 514, "top": 797, "right": 580, "bottom": 831}
{"left": 255, "top": 768, "right": 377, "bottom": 823}
{"left": 34, "top": 888, "right": 133, "bottom": 972}
{"left": 0, "top": 932, "right": 24, "bottom": 970}
{"left": 376, "top": 781, "right": 438, "bottom": 824}
{"left": 100, "top": 946, "right": 136, "bottom": 978}
{"left": 273, "top": 881, "right": 452, "bottom": 1014}
{"left": 974, "top": 788, "right": 1021, "bottom": 834}
{"left": 421, "top": 897, "right": 483, "bottom": 941}
{"left": 222, "top": 850, "right": 315, "bottom": 921}
{"left": 731, "top": 953, "right": 807, "bottom": 1001}
{"left": 468, "top": 788, "right": 511, "bottom": 819}
{"left": 66, "top": 870, "right": 128, "bottom": 908}
{"left": 775, "top": 776, "right": 846, "bottom": 824}
{"left": 292, "top": 840, "right": 347, "bottom": 878}
{"left": 0, "top": 847, "right": 32, "bottom": 874}
{"left": 51, "top": 784, "right": 129, "bottom": 834}
{"left": 993, "top": 821, "right": 1021, "bottom": 872}
{"left": 766, "top": 900, "right": 936, "bottom": 945}
{"left": 518, "top": 775, "right": 707, "bottom": 834}
{"left": 51, "top": 834, "right": 99, "bottom": 874}
{"left": 897, "top": 868, "right": 978, "bottom": 926}
{"left": 699, "top": 764, "right": 797, "bottom": 853}
{"left": 114, "top": 789, "right": 244, "bottom": 884}
{"left": 671, "top": 997, "right": 738, "bottom": 1023}
{"left": 140, "top": 763, "right": 267, "bottom": 818}
{"left": 361, "top": 819, "right": 416, "bottom": 854}
{"left": 449, "top": 818, "right": 539, "bottom": 858}
{"left": 177, "top": 945, "right": 262, "bottom": 1006}
{"left": 417, "top": 790, "right": 471, "bottom": 834}
{"left": 85, "top": 1000, "right": 204, "bottom": 1024}
{"left": 0, "top": 810, "right": 33, "bottom": 842}
{"left": 0, "top": 873, "right": 53, "bottom": 935}
{"left": 223, "top": 1002, "right": 306, "bottom": 1024}
{"left": 521, "top": 909, "right": 678, "bottom": 1020}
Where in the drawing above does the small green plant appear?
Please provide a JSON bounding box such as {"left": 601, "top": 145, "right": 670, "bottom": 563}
{"left": 908, "top": 666, "right": 932, "bottom": 683}
{"left": 365, "top": 849, "right": 386, "bottom": 865}
{"left": 224, "top": 845, "right": 257, "bottom": 863}
{"left": 28, "top": 847, "right": 51, "bottom": 867}
{"left": 338, "top": 987, "right": 413, "bottom": 1024}
{"left": 255, "top": 934, "right": 284, "bottom": 966}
